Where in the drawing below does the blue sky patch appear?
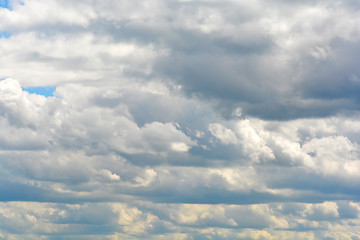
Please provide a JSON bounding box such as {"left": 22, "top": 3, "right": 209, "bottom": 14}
{"left": 0, "top": 31, "right": 11, "bottom": 38}
{"left": 23, "top": 86, "right": 56, "bottom": 97}
{"left": 0, "top": 0, "right": 10, "bottom": 9}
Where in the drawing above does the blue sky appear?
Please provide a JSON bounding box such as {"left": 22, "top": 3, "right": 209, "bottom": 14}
{"left": 0, "top": 0, "right": 9, "bottom": 9}
{"left": 0, "top": 0, "right": 12, "bottom": 39}
{"left": 23, "top": 86, "right": 56, "bottom": 97}
{"left": 0, "top": 31, "right": 10, "bottom": 38}
{"left": 0, "top": 0, "right": 23, "bottom": 9}
{"left": 0, "top": 0, "right": 360, "bottom": 240}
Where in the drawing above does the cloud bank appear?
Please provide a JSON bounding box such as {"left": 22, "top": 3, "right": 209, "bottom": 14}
{"left": 0, "top": 0, "right": 360, "bottom": 239}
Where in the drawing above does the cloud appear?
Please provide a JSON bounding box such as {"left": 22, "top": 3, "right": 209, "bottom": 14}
{"left": 153, "top": 0, "right": 360, "bottom": 119}
{"left": 1, "top": 65, "right": 360, "bottom": 240}
{"left": 0, "top": 0, "right": 96, "bottom": 30}
{"left": 0, "top": 201, "right": 359, "bottom": 240}
{"left": 0, "top": 0, "right": 360, "bottom": 239}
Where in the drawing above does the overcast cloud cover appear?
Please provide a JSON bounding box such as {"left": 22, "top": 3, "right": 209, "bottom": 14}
{"left": 0, "top": 0, "right": 360, "bottom": 239}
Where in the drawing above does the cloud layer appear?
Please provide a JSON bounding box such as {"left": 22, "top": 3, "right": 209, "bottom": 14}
{"left": 1, "top": 0, "right": 360, "bottom": 239}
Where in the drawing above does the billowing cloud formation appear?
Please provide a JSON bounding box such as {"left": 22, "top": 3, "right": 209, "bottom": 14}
{"left": 0, "top": 0, "right": 360, "bottom": 239}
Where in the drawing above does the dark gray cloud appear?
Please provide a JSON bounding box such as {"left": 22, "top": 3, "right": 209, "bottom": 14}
{"left": 152, "top": 5, "right": 360, "bottom": 119}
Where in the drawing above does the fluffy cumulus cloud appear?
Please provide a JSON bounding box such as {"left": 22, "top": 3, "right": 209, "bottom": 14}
{"left": 0, "top": 0, "right": 359, "bottom": 239}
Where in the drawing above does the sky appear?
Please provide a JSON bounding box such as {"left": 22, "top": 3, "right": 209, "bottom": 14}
{"left": 0, "top": 0, "right": 360, "bottom": 239}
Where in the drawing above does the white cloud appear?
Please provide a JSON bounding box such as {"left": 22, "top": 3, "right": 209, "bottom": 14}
{"left": 208, "top": 123, "right": 237, "bottom": 145}
{"left": 1, "top": 77, "right": 359, "bottom": 239}
{"left": 0, "top": 33, "right": 166, "bottom": 87}
{"left": 171, "top": 142, "right": 191, "bottom": 152}
{"left": 0, "top": 0, "right": 96, "bottom": 30}
{"left": 302, "top": 201, "right": 339, "bottom": 220}
{"left": 302, "top": 136, "right": 360, "bottom": 178}
{"left": 0, "top": 200, "right": 359, "bottom": 239}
